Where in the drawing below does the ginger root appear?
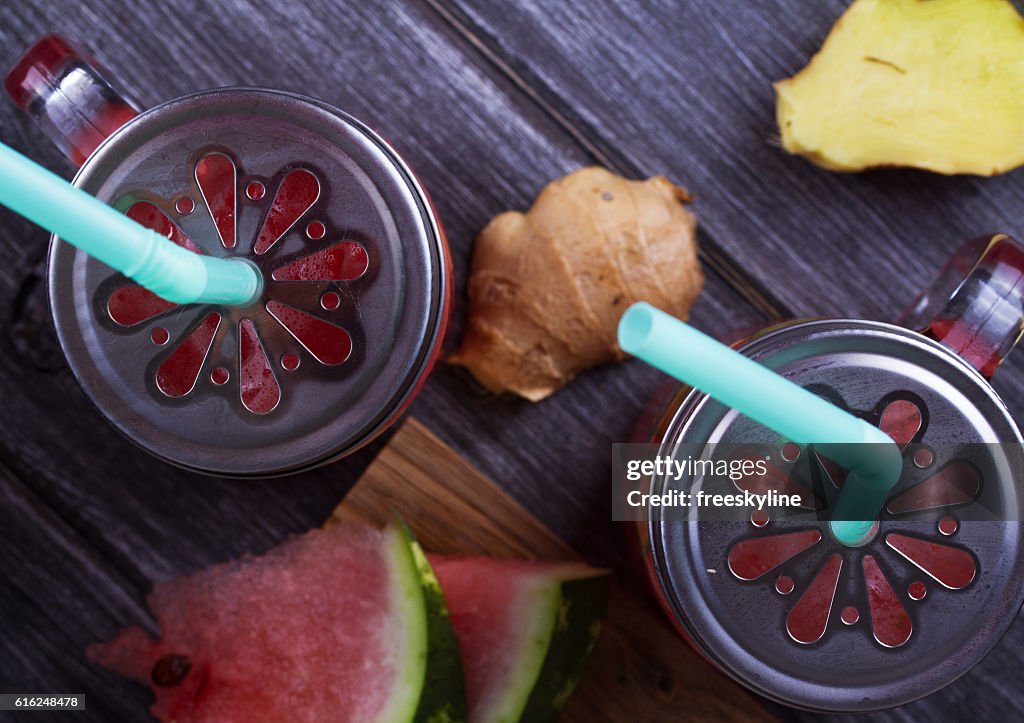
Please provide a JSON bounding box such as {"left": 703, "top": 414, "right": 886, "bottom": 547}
{"left": 775, "top": 0, "right": 1024, "bottom": 175}
{"left": 450, "top": 167, "right": 703, "bottom": 401}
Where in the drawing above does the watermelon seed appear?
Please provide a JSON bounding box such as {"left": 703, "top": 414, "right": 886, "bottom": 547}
{"left": 151, "top": 655, "right": 191, "bottom": 687}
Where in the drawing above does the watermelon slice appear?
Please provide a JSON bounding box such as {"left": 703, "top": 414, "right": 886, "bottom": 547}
{"left": 430, "top": 556, "right": 609, "bottom": 723}
{"left": 88, "top": 521, "right": 465, "bottom": 722}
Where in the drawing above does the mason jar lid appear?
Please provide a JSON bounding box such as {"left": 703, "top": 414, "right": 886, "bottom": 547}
{"left": 649, "top": 319, "right": 1024, "bottom": 711}
{"left": 49, "top": 88, "right": 448, "bottom": 476}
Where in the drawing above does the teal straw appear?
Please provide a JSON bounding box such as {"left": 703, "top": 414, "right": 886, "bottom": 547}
{"left": 0, "top": 142, "right": 261, "bottom": 306}
{"left": 618, "top": 302, "right": 903, "bottom": 547}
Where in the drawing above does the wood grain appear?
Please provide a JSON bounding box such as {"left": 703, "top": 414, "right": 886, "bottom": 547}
{"left": 333, "top": 418, "right": 776, "bottom": 723}
{"left": 0, "top": 461, "right": 154, "bottom": 722}
{"left": 0, "top": 1, "right": 765, "bottom": 719}
{"left": 436, "top": 0, "right": 1024, "bottom": 420}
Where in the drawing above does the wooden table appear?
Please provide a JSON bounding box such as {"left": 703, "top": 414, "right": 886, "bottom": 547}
{"left": 1, "top": 2, "right": 1021, "bottom": 720}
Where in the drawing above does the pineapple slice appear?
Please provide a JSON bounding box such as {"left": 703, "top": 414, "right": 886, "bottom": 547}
{"left": 775, "top": 0, "right": 1024, "bottom": 175}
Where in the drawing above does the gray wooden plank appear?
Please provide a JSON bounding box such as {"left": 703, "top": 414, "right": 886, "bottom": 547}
{"left": 0, "top": 463, "right": 153, "bottom": 721}
{"left": 436, "top": 0, "right": 1024, "bottom": 408}
{"left": 433, "top": 0, "right": 989, "bottom": 314}
{"left": 0, "top": 0, "right": 766, "bottom": 718}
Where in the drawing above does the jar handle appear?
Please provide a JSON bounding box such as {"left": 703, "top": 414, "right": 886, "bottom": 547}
{"left": 901, "top": 234, "right": 1024, "bottom": 379}
{"left": 4, "top": 34, "right": 139, "bottom": 167}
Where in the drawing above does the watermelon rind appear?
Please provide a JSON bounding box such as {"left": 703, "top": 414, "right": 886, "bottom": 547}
{"left": 475, "top": 566, "right": 609, "bottom": 723}
{"left": 518, "top": 572, "right": 608, "bottom": 722}
{"left": 375, "top": 523, "right": 430, "bottom": 723}
{"left": 403, "top": 525, "right": 468, "bottom": 723}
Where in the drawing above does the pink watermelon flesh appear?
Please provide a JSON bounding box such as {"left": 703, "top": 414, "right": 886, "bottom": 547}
{"left": 89, "top": 523, "right": 421, "bottom": 722}
{"left": 429, "top": 556, "right": 607, "bottom": 722}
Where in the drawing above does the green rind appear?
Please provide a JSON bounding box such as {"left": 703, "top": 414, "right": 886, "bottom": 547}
{"left": 405, "top": 529, "right": 468, "bottom": 723}
{"left": 518, "top": 572, "right": 609, "bottom": 723}
{"left": 484, "top": 580, "right": 561, "bottom": 722}
{"left": 373, "top": 523, "right": 429, "bottom": 723}
{"left": 477, "top": 567, "right": 610, "bottom": 723}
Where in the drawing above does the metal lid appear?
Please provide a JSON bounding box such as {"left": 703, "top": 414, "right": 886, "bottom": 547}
{"left": 650, "top": 319, "right": 1024, "bottom": 711}
{"left": 49, "top": 88, "right": 447, "bottom": 476}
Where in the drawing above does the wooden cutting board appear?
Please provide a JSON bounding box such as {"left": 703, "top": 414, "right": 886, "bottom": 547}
{"left": 328, "top": 419, "right": 776, "bottom": 722}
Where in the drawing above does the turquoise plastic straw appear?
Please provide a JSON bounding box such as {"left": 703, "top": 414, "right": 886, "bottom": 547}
{"left": 618, "top": 302, "right": 903, "bottom": 547}
{"left": 0, "top": 142, "right": 261, "bottom": 306}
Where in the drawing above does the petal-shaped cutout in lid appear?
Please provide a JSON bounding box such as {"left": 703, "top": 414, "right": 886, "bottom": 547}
{"left": 266, "top": 301, "right": 352, "bottom": 366}
{"left": 727, "top": 530, "right": 822, "bottom": 581}
{"left": 108, "top": 285, "right": 177, "bottom": 327}
{"left": 156, "top": 313, "right": 221, "bottom": 398}
{"left": 253, "top": 169, "right": 320, "bottom": 255}
{"left": 196, "top": 152, "right": 237, "bottom": 249}
{"left": 271, "top": 242, "right": 368, "bottom": 282}
{"left": 786, "top": 554, "right": 842, "bottom": 645}
{"left": 879, "top": 399, "right": 923, "bottom": 449}
{"left": 887, "top": 462, "right": 981, "bottom": 514}
{"left": 863, "top": 554, "right": 913, "bottom": 648}
{"left": 127, "top": 201, "right": 203, "bottom": 254}
{"left": 238, "top": 319, "right": 281, "bottom": 414}
{"left": 886, "top": 533, "right": 977, "bottom": 589}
